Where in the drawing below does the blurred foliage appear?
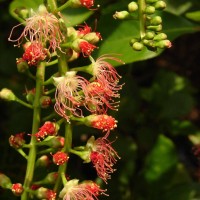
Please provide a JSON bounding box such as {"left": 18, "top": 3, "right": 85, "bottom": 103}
{"left": 1, "top": 0, "right": 200, "bottom": 200}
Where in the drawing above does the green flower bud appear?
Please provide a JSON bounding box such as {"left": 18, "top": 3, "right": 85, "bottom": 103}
{"left": 26, "top": 88, "right": 35, "bottom": 104}
{"left": 129, "top": 38, "right": 139, "bottom": 46}
{"left": 83, "top": 32, "right": 101, "bottom": 44}
{"left": 0, "top": 88, "right": 16, "bottom": 101}
{"left": 146, "top": 0, "right": 158, "bottom": 3}
{"left": 145, "top": 6, "right": 155, "bottom": 14}
{"left": 155, "top": 40, "right": 172, "bottom": 48}
{"left": 16, "top": 58, "right": 29, "bottom": 73}
{"left": 35, "top": 155, "right": 50, "bottom": 168}
{"left": 142, "top": 39, "right": 155, "bottom": 47}
{"left": 128, "top": 2, "right": 138, "bottom": 12}
{"left": 0, "top": 173, "right": 12, "bottom": 189}
{"left": 147, "top": 24, "right": 162, "bottom": 31}
{"left": 150, "top": 16, "right": 162, "bottom": 25}
{"left": 145, "top": 31, "right": 155, "bottom": 39}
{"left": 113, "top": 11, "right": 130, "bottom": 20}
{"left": 154, "top": 1, "right": 166, "bottom": 10}
{"left": 40, "top": 96, "right": 52, "bottom": 108}
{"left": 132, "top": 42, "right": 144, "bottom": 51}
{"left": 153, "top": 33, "right": 167, "bottom": 41}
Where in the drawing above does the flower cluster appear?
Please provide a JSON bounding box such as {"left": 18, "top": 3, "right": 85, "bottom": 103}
{"left": 5, "top": 2, "right": 124, "bottom": 200}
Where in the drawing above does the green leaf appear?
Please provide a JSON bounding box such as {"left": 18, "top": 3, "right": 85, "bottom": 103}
{"left": 144, "top": 134, "right": 178, "bottom": 182}
{"left": 95, "top": 11, "right": 199, "bottom": 66}
{"left": 9, "top": 0, "right": 43, "bottom": 22}
{"left": 61, "top": 8, "right": 93, "bottom": 27}
{"left": 185, "top": 10, "right": 200, "bottom": 22}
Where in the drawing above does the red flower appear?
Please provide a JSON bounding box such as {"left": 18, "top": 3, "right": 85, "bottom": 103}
{"left": 54, "top": 71, "right": 89, "bottom": 122}
{"left": 87, "top": 136, "right": 120, "bottom": 183}
{"left": 85, "top": 80, "right": 121, "bottom": 113}
{"left": 22, "top": 42, "right": 47, "bottom": 66}
{"left": 80, "top": 0, "right": 94, "bottom": 9}
{"left": 35, "top": 121, "right": 58, "bottom": 141}
{"left": 79, "top": 41, "right": 97, "bottom": 57}
{"left": 59, "top": 179, "right": 106, "bottom": 200}
{"left": 85, "top": 114, "right": 117, "bottom": 132}
{"left": 52, "top": 151, "right": 69, "bottom": 165}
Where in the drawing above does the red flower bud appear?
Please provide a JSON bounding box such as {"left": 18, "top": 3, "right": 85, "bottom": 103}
{"left": 52, "top": 151, "right": 69, "bottom": 165}
{"left": 9, "top": 133, "right": 25, "bottom": 149}
{"left": 11, "top": 183, "right": 24, "bottom": 196}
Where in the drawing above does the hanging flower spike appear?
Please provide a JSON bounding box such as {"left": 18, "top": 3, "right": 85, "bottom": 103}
{"left": 22, "top": 41, "right": 47, "bottom": 66}
{"left": 86, "top": 136, "right": 120, "bottom": 183}
{"left": 59, "top": 179, "right": 106, "bottom": 200}
{"left": 8, "top": 5, "right": 65, "bottom": 53}
{"left": 54, "top": 71, "right": 89, "bottom": 122}
{"left": 35, "top": 121, "right": 59, "bottom": 141}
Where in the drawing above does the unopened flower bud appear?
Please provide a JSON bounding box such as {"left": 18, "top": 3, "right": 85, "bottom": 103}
{"left": 84, "top": 114, "right": 118, "bottom": 132}
{"left": 129, "top": 38, "right": 139, "bottom": 46}
{"left": 11, "top": 183, "right": 23, "bottom": 196}
{"left": 36, "top": 155, "right": 51, "bottom": 168}
{"left": 9, "top": 133, "right": 25, "bottom": 149}
{"left": 153, "top": 32, "right": 167, "bottom": 41}
{"left": 16, "top": 58, "right": 29, "bottom": 73}
{"left": 40, "top": 96, "right": 52, "bottom": 108}
{"left": 113, "top": 11, "right": 130, "bottom": 20}
{"left": 0, "top": 173, "right": 12, "bottom": 189}
{"left": 0, "top": 88, "right": 16, "bottom": 101}
{"left": 41, "top": 172, "right": 58, "bottom": 184}
{"left": 145, "top": 6, "right": 155, "bottom": 14}
{"left": 44, "top": 136, "right": 65, "bottom": 148}
{"left": 25, "top": 88, "right": 35, "bottom": 103}
{"left": 83, "top": 32, "right": 101, "bottom": 44}
{"left": 128, "top": 2, "right": 138, "bottom": 12}
{"left": 67, "top": 27, "right": 78, "bottom": 39}
{"left": 35, "top": 187, "right": 56, "bottom": 200}
{"left": 145, "top": 31, "right": 155, "bottom": 39}
{"left": 155, "top": 40, "right": 172, "bottom": 48}
{"left": 52, "top": 151, "right": 69, "bottom": 165}
{"left": 146, "top": 0, "right": 158, "bottom": 3}
{"left": 154, "top": 1, "right": 166, "bottom": 10}
{"left": 147, "top": 24, "right": 162, "bottom": 31}
{"left": 150, "top": 16, "right": 162, "bottom": 25}
{"left": 132, "top": 42, "right": 144, "bottom": 51}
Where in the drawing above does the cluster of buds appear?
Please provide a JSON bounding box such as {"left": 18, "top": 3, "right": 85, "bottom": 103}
{"left": 114, "top": 0, "right": 171, "bottom": 51}
{"left": 66, "top": 23, "right": 102, "bottom": 57}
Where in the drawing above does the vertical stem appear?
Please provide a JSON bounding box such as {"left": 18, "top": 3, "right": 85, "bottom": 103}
{"left": 57, "top": 50, "right": 69, "bottom": 75}
{"left": 54, "top": 123, "right": 72, "bottom": 192}
{"left": 138, "top": 0, "right": 146, "bottom": 39}
{"left": 47, "top": 0, "right": 57, "bottom": 12}
{"left": 21, "top": 62, "right": 45, "bottom": 200}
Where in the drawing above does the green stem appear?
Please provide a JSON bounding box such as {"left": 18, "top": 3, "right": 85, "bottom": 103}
{"left": 47, "top": 0, "right": 57, "bottom": 13}
{"left": 21, "top": 62, "right": 45, "bottom": 200}
{"left": 54, "top": 123, "right": 72, "bottom": 192}
{"left": 57, "top": 50, "right": 69, "bottom": 75}
{"left": 56, "top": 1, "right": 72, "bottom": 12}
{"left": 138, "top": 0, "right": 146, "bottom": 39}
{"left": 15, "top": 97, "right": 33, "bottom": 109}
{"left": 46, "top": 59, "right": 58, "bottom": 66}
